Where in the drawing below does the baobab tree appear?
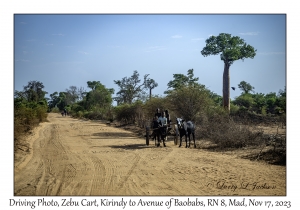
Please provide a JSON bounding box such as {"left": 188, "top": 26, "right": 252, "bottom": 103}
{"left": 201, "top": 33, "right": 256, "bottom": 112}
{"left": 144, "top": 75, "right": 158, "bottom": 100}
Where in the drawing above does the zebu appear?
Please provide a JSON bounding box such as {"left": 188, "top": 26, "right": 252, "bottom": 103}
{"left": 176, "top": 118, "right": 196, "bottom": 148}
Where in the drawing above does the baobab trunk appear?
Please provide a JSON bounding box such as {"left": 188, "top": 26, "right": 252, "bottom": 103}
{"left": 223, "top": 62, "right": 230, "bottom": 112}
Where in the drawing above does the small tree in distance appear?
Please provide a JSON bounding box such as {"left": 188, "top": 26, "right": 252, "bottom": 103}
{"left": 238, "top": 81, "right": 255, "bottom": 94}
{"left": 164, "top": 69, "right": 199, "bottom": 94}
{"left": 144, "top": 75, "right": 158, "bottom": 100}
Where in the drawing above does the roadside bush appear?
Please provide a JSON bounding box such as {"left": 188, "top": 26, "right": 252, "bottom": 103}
{"left": 36, "top": 106, "right": 48, "bottom": 122}
{"left": 233, "top": 93, "right": 255, "bottom": 109}
{"left": 84, "top": 108, "right": 107, "bottom": 120}
{"left": 51, "top": 107, "right": 60, "bottom": 113}
{"left": 71, "top": 103, "right": 84, "bottom": 113}
{"left": 14, "top": 102, "right": 48, "bottom": 150}
{"left": 166, "top": 85, "right": 212, "bottom": 122}
{"left": 114, "top": 103, "right": 137, "bottom": 125}
{"left": 196, "top": 112, "right": 263, "bottom": 149}
{"left": 143, "top": 97, "right": 169, "bottom": 119}
{"left": 77, "top": 111, "right": 84, "bottom": 118}
{"left": 261, "top": 106, "right": 267, "bottom": 115}
{"left": 113, "top": 101, "right": 147, "bottom": 126}
{"left": 229, "top": 103, "right": 239, "bottom": 115}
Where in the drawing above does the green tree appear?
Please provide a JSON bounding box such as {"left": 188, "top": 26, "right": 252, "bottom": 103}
{"left": 48, "top": 91, "right": 60, "bottom": 111}
{"left": 276, "top": 87, "right": 286, "bottom": 113}
{"left": 15, "top": 80, "right": 48, "bottom": 110}
{"left": 209, "top": 91, "right": 223, "bottom": 106}
{"left": 265, "top": 92, "right": 277, "bottom": 114}
{"left": 85, "top": 81, "right": 114, "bottom": 110}
{"left": 56, "top": 92, "right": 67, "bottom": 110}
{"left": 114, "top": 70, "right": 150, "bottom": 104}
{"left": 233, "top": 93, "right": 255, "bottom": 110}
{"left": 252, "top": 93, "right": 266, "bottom": 114}
{"left": 22, "top": 80, "right": 48, "bottom": 103}
{"left": 87, "top": 81, "right": 103, "bottom": 91}
{"left": 201, "top": 33, "right": 256, "bottom": 112}
{"left": 14, "top": 81, "right": 48, "bottom": 142}
{"left": 238, "top": 81, "right": 255, "bottom": 94}
{"left": 164, "top": 69, "right": 199, "bottom": 94}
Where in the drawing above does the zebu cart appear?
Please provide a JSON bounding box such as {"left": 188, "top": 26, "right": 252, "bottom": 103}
{"left": 145, "top": 122, "right": 179, "bottom": 146}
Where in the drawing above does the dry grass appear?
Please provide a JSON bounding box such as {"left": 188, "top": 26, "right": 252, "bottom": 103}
{"left": 194, "top": 113, "right": 286, "bottom": 165}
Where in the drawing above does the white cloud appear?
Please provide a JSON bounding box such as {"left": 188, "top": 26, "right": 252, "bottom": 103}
{"left": 171, "top": 35, "right": 182, "bottom": 39}
{"left": 239, "top": 32, "right": 259, "bottom": 36}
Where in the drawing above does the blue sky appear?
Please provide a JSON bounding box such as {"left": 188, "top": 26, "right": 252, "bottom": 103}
{"left": 14, "top": 14, "right": 286, "bottom": 102}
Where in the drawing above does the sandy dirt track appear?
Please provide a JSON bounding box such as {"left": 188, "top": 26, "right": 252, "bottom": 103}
{"left": 14, "top": 113, "right": 286, "bottom": 196}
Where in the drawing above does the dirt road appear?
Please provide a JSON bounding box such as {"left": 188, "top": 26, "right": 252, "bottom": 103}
{"left": 14, "top": 113, "right": 286, "bottom": 196}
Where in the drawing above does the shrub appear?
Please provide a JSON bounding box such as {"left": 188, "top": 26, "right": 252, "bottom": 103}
{"left": 77, "top": 111, "right": 84, "bottom": 118}
{"left": 143, "top": 97, "right": 169, "bottom": 119}
{"left": 196, "top": 112, "right": 263, "bottom": 149}
{"left": 166, "top": 85, "right": 212, "bottom": 122}
{"left": 114, "top": 104, "right": 135, "bottom": 124}
{"left": 229, "top": 103, "right": 239, "bottom": 115}
{"left": 261, "top": 106, "right": 267, "bottom": 115}
{"left": 14, "top": 102, "right": 48, "bottom": 148}
{"left": 233, "top": 93, "right": 255, "bottom": 110}
{"left": 51, "top": 107, "right": 60, "bottom": 113}
{"left": 36, "top": 106, "right": 48, "bottom": 122}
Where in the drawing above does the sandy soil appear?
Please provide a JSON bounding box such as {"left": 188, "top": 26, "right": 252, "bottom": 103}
{"left": 14, "top": 113, "right": 286, "bottom": 196}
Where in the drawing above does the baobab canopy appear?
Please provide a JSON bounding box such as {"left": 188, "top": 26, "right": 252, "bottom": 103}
{"left": 201, "top": 33, "right": 256, "bottom": 65}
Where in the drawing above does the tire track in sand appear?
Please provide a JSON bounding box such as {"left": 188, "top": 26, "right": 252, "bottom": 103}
{"left": 89, "top": 156, "right": 106, "bottom": 195}
{"left": 115, "top": 153, "right": 141, "bottom": 191}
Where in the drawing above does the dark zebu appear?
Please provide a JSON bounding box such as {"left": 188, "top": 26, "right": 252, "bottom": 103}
{"left": 176, "top": 118, "right": 196, "bottom": 148}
